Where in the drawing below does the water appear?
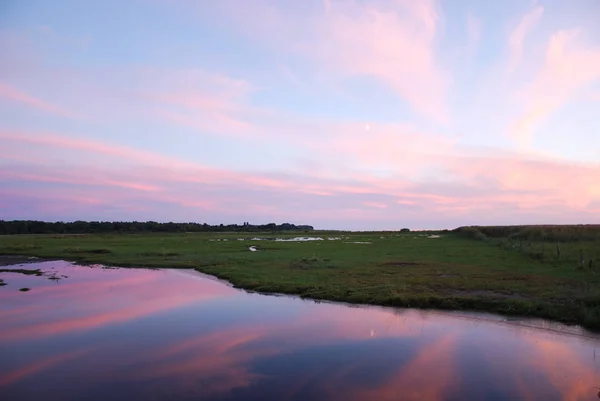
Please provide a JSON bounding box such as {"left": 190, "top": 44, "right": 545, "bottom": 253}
{"left": 1, "top": 260, "right": 600, "bottom": 401}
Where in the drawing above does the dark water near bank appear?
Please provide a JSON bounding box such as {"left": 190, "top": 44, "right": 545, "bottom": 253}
{"left": 2, "top": 261, "right": 600, "bottom": 401}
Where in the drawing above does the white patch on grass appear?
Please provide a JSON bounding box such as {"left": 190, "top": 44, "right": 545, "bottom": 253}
{"left": 242, "top": 236, "right": 344, "bottom": 242}
{"left": 275, "top": 237, "right": 325, "bottom": 242}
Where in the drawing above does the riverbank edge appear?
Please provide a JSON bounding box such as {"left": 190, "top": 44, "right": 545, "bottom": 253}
{"left": 202, "top": 268, "right": 594, "bottom": 331}
{"left": 0, "top": 253, "right": 596, "bottom": 332}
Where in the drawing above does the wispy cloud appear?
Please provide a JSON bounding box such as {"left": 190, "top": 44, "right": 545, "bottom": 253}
{"left": 508, "top": 6, "right": 544, "bottom": 74}
{"left": 0, "top": 82, "right": 81, "bottom": 119}
{"left": 310, "top": 0, "right": 449, "bottom": 122}
{"left": 467, "top": 12, "right": 482, "bottom": 54}
{"left": 1, "top": 0, "right": 599, "bottom": 227}
{"left": 1, "top": 130, "right": 598, "bottom": 228}
{"left": 511, "top": 28, "right": 600, "bottom": 147}
{"left": 187, "top": 0, "right": 449, "bottom": 123}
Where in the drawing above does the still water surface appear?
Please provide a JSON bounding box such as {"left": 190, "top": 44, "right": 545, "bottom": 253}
{"left": 1, "top": 261, "right": 600, "bottom": 401}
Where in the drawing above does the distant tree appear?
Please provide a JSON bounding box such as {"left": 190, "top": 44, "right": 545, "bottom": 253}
{"left": 0, "top": 220, "right": 314, "bottom": 235}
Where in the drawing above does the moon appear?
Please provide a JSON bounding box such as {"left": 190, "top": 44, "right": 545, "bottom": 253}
{"left": 365, "top": 123, "right": 370, "bottom": 131}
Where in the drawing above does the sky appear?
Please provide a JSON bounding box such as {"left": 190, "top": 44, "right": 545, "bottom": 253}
{"left": 0, "top": 0, "right": 599, "bottom": 230}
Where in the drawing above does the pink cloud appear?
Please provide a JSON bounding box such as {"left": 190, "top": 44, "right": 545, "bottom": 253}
{"left": 0, "top": 81, "right": 81, "bottom": 119}
{"left": 363, "top": 201, "right": 388, "bottom": 209}
{"left": 137, "top": 68, "right": 262, "bottom": 136}
{"left": 511, "top": 28, "right": 600, "bottom": 146}
{"left": 1, "top": 121, "right": 599, "bottom": 227}
{"left": 156, "top": 109, "right": 255, "bottom": 137}
{"left": 466, "top": 11, "right": 482, "bottom": 56}
{"left": 0, "top": 130, "right": 197, "bottom": 168}
{"left": 508, "top": 6, "right": 544, "bottom": 74}
{"left": 0, "top": 170, "right": 162, "bottom": 192}
{"left": 1, "top": 47, "right": 262, "bottom": 138}
{"left": 311, "top": 122, "right": 459, "bottom": 175}
{"left": 2, "top": 1, "right": 599, "bottom": 230}
{"left": 184, "top": 0, "right": 449, "bottom": 123}
{"left": 509, "top": 104, "right": 554, "bottom": 148}
{"left": 311, "top": 0, "right": 448, "bottom": 122}
{"left": 443, "top": 153, "right": 600, "bottom": 210}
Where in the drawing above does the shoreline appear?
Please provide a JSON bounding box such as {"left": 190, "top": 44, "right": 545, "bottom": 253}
{"left": 1, "top": 252, "right": 597, "bottom": 332}
{"left": 1, "top": 229, "right": 598, "bottom": 332}
{"left": 0, "top": 255, "right": 50, "bottom": 266}
{"left": 2, "top": 254, "right": 599, "bottom": 338}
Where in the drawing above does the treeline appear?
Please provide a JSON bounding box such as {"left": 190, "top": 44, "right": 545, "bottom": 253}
{"left": 0, "top": 220, "right": 314, "bottom": 235}
{"left": 454, "top": 225, "right": 600, "bottom": 242}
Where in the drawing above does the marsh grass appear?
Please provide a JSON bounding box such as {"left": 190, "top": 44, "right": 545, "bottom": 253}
{"left": 291, "top": 255, "right": 337, "bottom": 270}
{"left": 138, "top": 250, "right": 180, "bottom": 257}
{"left": 456, "top": 225, "right": 600, "bottom": 271}
{"left": 0, "top": 268, "right": 43, "bottom": 276}
{"left": 1, "top": 228, "right": 600, "bottom": 329}
{"left": 0, "top": 244, "right": 41, "bottom": 252}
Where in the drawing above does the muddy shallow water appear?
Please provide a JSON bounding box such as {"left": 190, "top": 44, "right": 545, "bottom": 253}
{"left": 1, "top": 260, "right": 600, "bottom": 401}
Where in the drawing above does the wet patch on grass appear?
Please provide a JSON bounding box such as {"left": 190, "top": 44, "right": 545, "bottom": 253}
{"left": 451, "top": 289, "right": 530, "bottom": 301}
{"left": 379, "top": 261, "right": 424, "bottom": 267}
{"left": 275, "top": 237, "right": 325, "bottom": 242}
{"left": 63, "top": 248, "right": 111, "bottom": 254}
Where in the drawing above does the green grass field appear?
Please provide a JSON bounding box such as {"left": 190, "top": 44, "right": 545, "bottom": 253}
{"left": 1, "top": 228, "right": 600, "bottom": 330}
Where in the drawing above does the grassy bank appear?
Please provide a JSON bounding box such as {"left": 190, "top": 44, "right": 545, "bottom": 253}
{"left": 1, "top": 228, "right": 600, "bottom": 330}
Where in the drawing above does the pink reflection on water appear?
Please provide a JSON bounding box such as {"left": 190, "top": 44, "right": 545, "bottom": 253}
{"left": 0, "top": 348, "right": 92, "bottom": 387}
{"left": 0, "top": 263, "right": 235, "bottom": 342}
{"left": 1, "top": 261, "right": 600, "bottom": 401}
